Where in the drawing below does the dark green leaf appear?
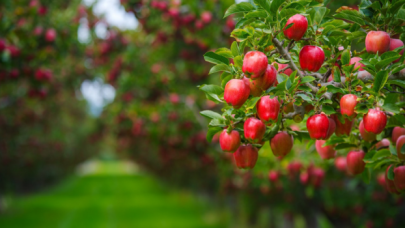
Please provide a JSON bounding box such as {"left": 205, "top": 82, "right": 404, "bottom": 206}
{"left": 199, "top": 84, "right": 224, "bottom": 95}
{"left": 300, "top": 76, "right": 316, "bottom": 84}
{"left": 231, "top": 42, "right": 240, "bottom": 56}
{"left": 322, "top": 105, "right": 336, "bottom": 115}
{"left": 389, "top": 144, "right": 397, "bottom": 156}
{"left": 376, "top": 52, "right": 401, "bottom": 70}
{"left": 209, "top": 64, "right": 231, "bottom": 74}
{"left": 334, "top": 10, "right": 365, "bottom": 26}
{"left": 215, "top": 48, "right": 234, "bottom": 58}
{"left": 245, "top": 97, "right": 261, "bottom": 110}
{"left": 341, "top": 49, "right": 351, "bottom": 65}
{"left": 373, "top": 70, "right": 389, "bottom": 93}
{"left": 361, "top": 168, "right": 371, "bottom": 184}
{"left": 204, "top": 52, "right": 230, "bottom": 65}
{"left": 224, "top": 2, "right": 255, "bottom": 18}
{"left": 388, "top": 79, "right": 405, "bottom": 88}
{"left": 335, "top": 143, "right": 357, "bottom": 150}
{"left": 296, "top": 94, "right": 312, "bottom": 103}
{"left": 270, "top": 0, "right": 284, "bottom": 14}
{"left": 206, "top": 127, "right": 223, "bottom": 143}
{"left": 200, "top": 110, "right": 223, "bottom": 120}
{"left": 388, "top": 165, "right": 395, "bottom": 181}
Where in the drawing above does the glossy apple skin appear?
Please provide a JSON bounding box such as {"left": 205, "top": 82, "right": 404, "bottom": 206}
{"left": 219, "top": 129, "right": 241, "bottom": 152}
{"left": 243, "top": 65, "right": 276, "bottom": 97}
{"left": 359, "top": 120, "right": 376, "bottom": 142}
{"left": 334, "top": 157, "right": 347, "bottom": 172}
{"left": 326, "top": 118, "right": 336, "bottom": 139}
{"left": 365, "top": 31, "right": 390, "bottom": 55}
{"left": 392, "top": 127, "right": 405, "bottom": 144}
{"left": 283, "top": 14, "right": 308, "bottom": 41}
{"left": 394, "top": 166, "right": 405, "bottom": 192}
{"left": 224, "top": 79, "right": 250, "bottom": 109}
{"left": 346, "top": 151, "right": 366, "bottom": 175}
{"left": 349, "top": 57, "right": 365, "bottom": 71}
{"left": 244, "top": 117, "right": 266, "bottom": 143}
{"left": 307, "top": 113, "right": 330, "bottom": 139}
{"left": 257, "top": 96, "right": 280, "bottom": 123}
{"left": 270, "top": 131, "right": 293, "bottom": 157}
{"left": 389, "top": 38, "right": 404, "bottom": 63}
{"left": 242, "top": 51, "right": 268, "bottom": 78}
{"left": 268, "top": 171, "right": 279, "bottom": 182}
{"left": 299, "top": 45, "right": 325, "bottom": 72}
{"left": 315, "top": 140, "right": 336, "bottom": 159}
{"left": 233, "top": 144, "right": 258, "bottom": 169}
{"left": 331, "top": 114, "right": 353, "bottom": 136}
{"left": 363, "top": 109, "right": 387, "bottom": 134}
{"left": 385, "top": 165, "right": 400, "bottom": 194}
{"left": 340, "top": 94, "right": 358, "bottom": 117}
{"left": 396, "top": 135, "right": 405, "bottom": 160}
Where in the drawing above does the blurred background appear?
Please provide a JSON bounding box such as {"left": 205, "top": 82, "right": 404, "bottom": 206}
{"left": 0, "top": 0, "right": 404, "bottom": 227}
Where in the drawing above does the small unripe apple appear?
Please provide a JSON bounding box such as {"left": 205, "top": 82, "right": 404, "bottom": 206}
{"left": 340, "top": 94, "right": 358, "bottom": 117}
{"left": 394, "top": 166, "right": 405, "bottom": 192}
{"left": 270, "top": 131, "right": 293, "bottom": 157}
{"left": 385, "top": 165, "right": 400, "bottom": 194}
{"left": 349, "top": 57, "right": 365, "bottom": 71}
{"left": 243, "top": 65, "right": 276, "bottom": 97}
{"left": 346, "top": 151, "right": 365, "bottom": 175}
{"left": 334, "top": 157, "right": 347, "bottom": 172}
{"left": 299, "top": 45, "right": 325, "bottom": 72}
{"left": 283, "top": 14, "right": 308, "bottom": 41}
{"left": 307, "top": 113, "right": 330, "bottom": 139}
{"left": 268, "top": 170, "right": 279, "bottom": 182}
{"left": 359, "top": 120, "right": 376, "bottom": 142}
{"left": 392, "top": 127, "right": 405, "bottom": 144}
{"left": 45, "top": 28, "right": 57, "bottom": 42}
{"left": 315, "top": 140, "right": 336, "bottom": 159}
{"left": 219, "top": 129, "right": 241, "bottom": 152}
{"left": 365, "top": 31, "right": 390, "bottom": 55}
{"left": 242, "top": 51, "right": 268, "bottom": 78}
{"left": 396, "top": 135, "right": 405, "bottom": 160}
{"left": 224, "top": 79, "right": 250, "bottom": 109}
{"left": 363, "top": 109, "right": 387, "bottom": 134}
{"left": 233, "top": 144, "right": 258, "bottom": 169}
{"left": 244, "top": 117, "right": 266, "bottom": 143}
{"left": 389, "top": 38, "right": 404, "bottom": 63}
{"left": 257, "top": 96, "right": 280, "bottom": 123}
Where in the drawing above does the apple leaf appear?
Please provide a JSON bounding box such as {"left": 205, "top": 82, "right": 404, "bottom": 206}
{"left": 323, "top": 136, "right": 345, "bottom": 146}
{"left": 300, "top": 76, "right": 316, "bottom": 84}
{"left": 389, "top": 144, "right": 397, "bottom": 156}
{"left": 335, "top": 143, "right": 357, "bottom": 150}
{"left": 209, "top": 64, "right": 231, "bottom": 74}
{"left": 375, "top": 52, "right": 401, "bottom": 70}
{"left": 333, "top": 66, "right": 341, "bottom": 82}
{"left": 363, "top": 150, "right": 376, "bottom": 163}
{"left": 387, "top": 79, "right": 405, "bottom": 89}
{"left": 224, "top": 2, "right": 255, "bottom": 18}
{"left": 296, "top": 94, "right": 312, "bottom": 103}
{"left": 200, "top": 110, "right": 222, "bottom": 120}
{"left": 361, "top": 168, "right": 371, "bottom": 184}
{"left": 215, "top": 48, "right": 234, "bottom": 58}
{"left": 334, "top": 10, "right": 365, "bottom": 26}
{"left": 221, "top": 75, "right": 233, "bottom": 88}
{"left": 401, "top": 143, "right": 405, "bottom": 155}
{"left": 231, "top": 41, "right": 240, "bottom": 57}
{"left": 341, "top": 49, "right": 351, "bottom": 65}
{"left": 245, "top": 10, "right": 268, "bottom": 18}
{"left": 279, "top": 8, "right": 300, "bottom": 20}
{"left": 245, "top": 97, "right": 261, "bottom": 110}
{"left": 310, "top": 7, "right": 328, "bottom": 26}
{"left": 270, "top": 0, "right": 284, "bottom": 14}
{"left": 372, "top": 149, "right": 391, "bottom": 160}
{"left": 206, "top": 126, "right": 223, "bottom": 143}
{"left": 322, "top": 105, "right": 336, "bottom": 115}
{"left": 204, "top": 52, "right": 230, "bottom": 65}
{"left": 388, "top": 165, "right": 395, "bottom": 181}
{"left": 373, "top": 70, "right": 389, "bottom": 93}
{"left": 231, "top": 29, "right": 252, "bottom": 42}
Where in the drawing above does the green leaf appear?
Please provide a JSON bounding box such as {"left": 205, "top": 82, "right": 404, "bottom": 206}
{"left": 200, "top": 110, "right": 223, "bottom": 120}
{"left": 324, "top": 135, "right": 345, "bottom": 146}
{"left": 300, "top": 76, "right": 316, "bottom": 84}
{"left": 234, "top": 56, "right": 243, "bottom": 68}
{"left": 373, "top": 70, "right": 389, "bottom": 93}
{"left": 341, "top": 49, "right": 351, "bottom": 65}
{"left": 209, "top": 118, "right": 226, "bottom": 127}
{"left": 275, "top": 58, "right": 290, "bottom": 64}
{"left": 382, "top": 93, "right": 400, "bottom": 114}
{"left": 401, "top": 143, "right": 405, "bottom": 155}
{"left": 333, "top": 66, "right": 341, "bottom": 82}
{"left": 375, "top": 52, "right": 401, "bottom": 70}
{"left": 310, "top": 7, "right": 328, "bottom": 26}
{"left": 389, "top": 144, "right": 397, "bottom": 156}
{"left": 245, "top": 10, "right": 268, "bottom": 18}
{"left": 245, "top": 97, "right": 261, "bottom": 110}
{"left": 215, "top": 48, "right": 234, "bottom": 58}
{"left": 221, "top": 75, "right": 233, "bottom": 88}
{"left": 270, "top": 0, "right": 284, "bottom": 14}
{"left": 209, "top": 64, "right": 231, "bottom": 74}
{"left": 200, "top": 84, "right": 224, "bottom": 95}
{"left": 326, "top": 85, "right": 345, "bottom": 94}
{"left": 388, "top": 79, "right": 405, "bottom": 89}
{"left": 231, "top": 42, "right": 240, "bottom": 57}
{"left": 334, "top": 10, "right": 365, "bottom": 26}
{"left": 335, "top": 143, "right": 357, "bottom": 150}
{"left": 390, "top": 0, "right": 405, "bottom": 14}
{"left": 231, "top": 29, "right": 251, "bottom": 42}
{"left": 204, "top": 52, "right": 230, "bottom": 65}
{"left": 206, "top": 126, "right": 222, "bottom": 143}
{"left": 224, "top": 2, "right": 255, "bottom": 18}
{"left": 397, "top": 8, "right": 405, "bottom": 21}
{"left": 322, "top": 105, "right": 336, "bottom": 115}
{"left": 372, "top": 149, "right": 391, "bottom": 160}
{"left": 296, "top": 94, "right": 312, "bottom": 103}
{"left": 388, "top": 165, "right": 395, "bottom": 181}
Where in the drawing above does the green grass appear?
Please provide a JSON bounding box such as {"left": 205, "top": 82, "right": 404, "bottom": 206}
{"left": 0, "top": 161, "right": 228, "bottom": 228}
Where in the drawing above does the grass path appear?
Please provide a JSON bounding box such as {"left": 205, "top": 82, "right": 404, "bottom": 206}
{"left": 0, "top": 161, "right": 227, "bottom": 228}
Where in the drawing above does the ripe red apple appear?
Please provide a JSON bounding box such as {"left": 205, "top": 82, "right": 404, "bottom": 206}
{"left": 224, "top": 79, "right": 250, "bottom": 109}
{"left": 201, "top": 11, "right": 212, "bottom": 24}
{"left": 219, "top": 129, "right": 241, "bottom": 152}
{"left": 45, "top": 28, "right": 57, "bottom": 42}
{"left": 349, "top": 57, "right": 365, "bottom": 71}
{"left": 340, "top": 94, "right": 358, "bottom": 117}
{"left": 233, "top": 144, "right": 258, "bottom": 169}
{"left": 394, "top": 166, "right": 405, "bottom": 192}
{"left": 375, "top": 138, "right": 390, "bottom": 150}
{"left": 244, "top": 117, "right": 266, "bottom": 143}
{"left": 392, "top": 127, "right": 405, "bottom": 144}
{"left": 299, "top": 45, "right": 325, "bottom": 72}
{"left": 363, "top": 109, "right": 387, "bottom": 134}
{"left": 359, "top": 120, "right": 376, "bottom": 142}
{"left": 270, "top": 131, "right": 293, "bottom": 157}
{"left": 346, "top": 151, "right": 365, "bottom": 175}
{"left": 396, "top": 135, "right": 405, "bottom": 160}
{"left": 243, "top": 65, "right": 276, "bottom": 97}
{"left": 242, "top": 51, "right": 268, "bottom": 78}
{"left": 307, "top": 113, "right": 330, "bottom": 139}
{"left": 334, "top": 156, "right": 347, "bottom": 172}
{"left": 385, "top": 165, "right": 400, "bottom": 194}
{"left": 257, "top": 96, "right": 280, "bottom": 123}
{"left": 287, "top": 161, "right": 302, "bottom": 177}
{"left": 268, "top": 170, "right": 279, "bottom": 182}
{"left": 365, "top": 31, "right": 390, "bottom": 55}
{"left": 283, "top": 14, "right": 308, "bottom": 41}
{"left": 331, "top": 114, "right": 353, "bottom": 136}
{"left": 315, "top": 140, "right": 336, "bottom": 159}
{"left": 326, "top": 118, "right": 336, "bottom": 139}
{"left": 376, "top": 173, "right": 386, "bottom": 187}
{"left": 310, "top": 167, "right": 325, "bottom": 188}
{"left": 389, "top": 38, "right": 404, "bottom": 63}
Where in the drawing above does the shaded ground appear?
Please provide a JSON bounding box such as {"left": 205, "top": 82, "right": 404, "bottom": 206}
{"left": 0, "top": 161, "right": 227, "bottom": 228}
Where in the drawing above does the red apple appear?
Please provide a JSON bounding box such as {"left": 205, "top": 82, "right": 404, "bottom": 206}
{"left": 270, "top": 131, "right": 293, "bottom": 157}
{"left": 326, "top": 118, "right": 336, "bottom": 139}
{"left": 392, "top": 127, "right": 405, "bottom": 144}
{"left": 233, "top": 144, "right": 258, "bottom": 169}
{"left": 375, "top": 138, "right": 390, "bottom": 150}
{"left": 300, "top": 172, "right": 309, "bottom": 185}
{"left": 389, "top": 38, "right": 404, "bottom": 63}
{"left": 349, "top": 57, "right": 365, "bottom": 71}
{"left": 224, "top": 79, "right": 250, "bottom": 109}
{"left": 363, "top": 109, "right": 387, "bottom": 134}
{"left": 242, "top": 51, "right": 268, "bottom": 78}
{"left": 268, "top": 170, "right": 279, "bottom": 182}
{"left": 307, "top": 113, "right": 330, "bottom": 139}
{"left": 299, "top": 45, "right": 325, "bottom": 72}
{"left": 346, "top": 150, "right": 365, "bottom": 175}
{"left": 243, "top": 65, "right": 276, "bottom": 97}
{"left": 334, "top": 157, "right": 347, "bottom": 172}
{"left": 257, "top": 96, "right": 280, "bottom": 123}
{"left": 365, "top": 31, "right": 390, "bottom": 55}
{"left": 359, "top": 120, "right": 376, "bottom": 142}
{"left": 244, "top": 117, "right": 266, "bottom": 143}
{"left": 332, "top": 114, "right": 353, "bottom": 136}
{"left": 385, "top": 165, "right": 400, "bottom": 194}
{"left": 219, "top": 129, "right": 241, "bottom": 152}
{"left": 340, "top": 94, "right": 358, "bottom": 117}
{"left": 376, "top": 173, "right": 386, "bottom": 187}
{"left": 283, "top": 14, "right": 308, "bottom": 41}
{"left": 287, "top": 161, "right": 302, "bottom": 177}
{"left": 394, "top": 165, "right": 405, "bottom": 192}
{"left": 310, "top": 167, "right": 325, "bottom": 188}
{"left": 396, "top": 135, "right": 405, "bottom": 160}
{"left": 45, "top": 28, "right": 57, "bottom": 42}
{"left": 315, "top": 140, "right": 336, "bottom": 159}
{"left": 201, "top": 11, "right": 212, "bottom": 24}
